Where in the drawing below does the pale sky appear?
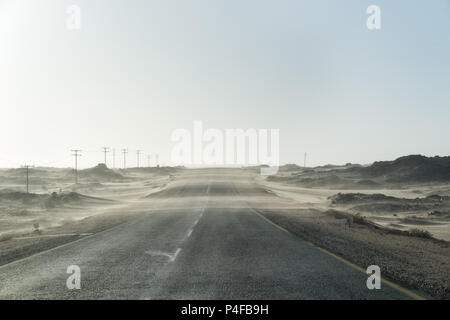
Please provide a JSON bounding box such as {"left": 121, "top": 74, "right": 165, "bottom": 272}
{"left": 1, "top": 0, "right": 449, "bottom": 168}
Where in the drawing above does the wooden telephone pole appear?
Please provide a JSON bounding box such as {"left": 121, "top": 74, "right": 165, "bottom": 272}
{"left": 71, "top": 150, "right": 82, "bottom": 184}
{"left": 21, "top": 165, "right": 32, "bottom": 193}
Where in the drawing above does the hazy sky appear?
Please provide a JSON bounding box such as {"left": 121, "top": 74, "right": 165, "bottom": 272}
{"left": 1, "top": 0, "right": 449, "bottom": 168}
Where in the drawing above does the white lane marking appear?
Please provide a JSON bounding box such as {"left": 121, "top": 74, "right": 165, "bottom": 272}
{"left": 170, "top": 248, "right": 181, "bottom": 262}
{"left": 146, "top": 181, "right": 212, "bottom": 266}
{"left": 145, "top": 248, "right": 181, "bottom": 262}
{"left": 182, "top": 226, "right": 195, "bottom": 241}
{"left": 181, "top": 180, "right": 211, "bottom": 242}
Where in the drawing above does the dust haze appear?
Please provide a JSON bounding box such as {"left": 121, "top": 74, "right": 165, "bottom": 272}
{"left": 0, "top": 155, "right": 449, "bottom": 299}
{"left": 1, "top": 0, "right": 449, "bottom": 303}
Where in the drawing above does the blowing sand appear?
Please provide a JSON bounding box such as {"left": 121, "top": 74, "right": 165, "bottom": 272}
{"left": 0, "top": 165, "right": 180, "bottom": 265}
{"left": 0, "top": 164, "right": 449, "bottom": 299}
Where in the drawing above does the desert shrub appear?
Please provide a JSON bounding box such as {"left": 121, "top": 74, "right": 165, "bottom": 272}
{"left": 407, "top": 228, "right": 433, "bottom": 239}
{"left": 44, "top": 192, "right": 59, "bottom": 209}
{"left": 324, "top": 209, "right": 347, "bottom": 219}
{"left": 0, "top": 234, "right": 13, "bottom": 242}
{"left": 353, "top": 213, "right": 368, "bottom": 225}
{"left": 325, "top": 210, "right": 369, "bottom": 226}
{"left": 32, "top": 222, "right": 41, "bottom": 234}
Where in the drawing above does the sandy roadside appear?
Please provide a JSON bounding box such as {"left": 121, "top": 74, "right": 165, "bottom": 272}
{"left": 256, "top": 207, "right": 450, "bottom": 299}
{"left": 252, "top": 175, "right": 450, "bottom": 299}
{"left": 257, "top": 171, "right": 450, "bottom": 242}
{"left": 0, "top": 198, "right": 153, "bottom": 266}
{"left": 0, "top": 176, "right": 175, "bottom": 267}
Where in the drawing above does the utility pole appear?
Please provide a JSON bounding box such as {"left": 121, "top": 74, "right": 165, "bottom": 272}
{"left": 155, "top": 154, "right": 159, "bottom": 167}
{"left": 122, "top": 149, "right": 128, "bottom": 169}
{"left": 304, "top": 152, "right": 307, "bottom": 168}
{"left": 71, "top": 150, "right": 82, "bottom": 184}
{"left": 102, "top": 147, "right": 110, "bottom": 166}
{"left": 147, "top": 154, "right": 151, "bottom": 167}
{"left": 136, "top": 150, "right": 141, "bottom": 168}
{"left": 113, "top": 149, "right": 116, "bottom": 169}
{"left": 22, "top": 165, "right": 32, "bottom": 193}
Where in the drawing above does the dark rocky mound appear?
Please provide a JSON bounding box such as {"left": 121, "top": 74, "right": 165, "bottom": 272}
{"left": 0, "top": 189, "right": 111, "bottom": 209}
{"left": 356, "top": 179, "right": 379, "bottom": 187}
{"left": 299, "top": 174, "right": 343, "bottom": 186}
{"left": 85, "top": 164, "right": 123, "bottom": 179}
{"left": 67, "top": 164, "right": 123, "bottom": 181}
{"left": 329, "top": 193, "right": 398, "bottom": 204}
{"left": 0, "top": 189, "right": 42, "bottom": 203}
{"left": 361, "top": 155, "right": 450, "bottom": 182}
{"left": 329, "top": 192, "right": 449, "bottom": 213}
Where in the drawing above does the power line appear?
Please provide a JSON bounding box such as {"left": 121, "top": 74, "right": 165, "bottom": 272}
{"left": 102, "top": 147, "right": 110, "bottom": 166}
{"left": 71, "top": 150, "right": 82, "bottom": 184}
{"left": 122, "top": 149, "right": 128, "bottom": 169}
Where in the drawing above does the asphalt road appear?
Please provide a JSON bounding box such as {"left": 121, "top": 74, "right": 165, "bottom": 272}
{"left": 0, "top": 169, "right": 423, "bottom": 299}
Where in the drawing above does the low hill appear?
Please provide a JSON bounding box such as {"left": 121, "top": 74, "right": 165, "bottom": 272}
{"left": 0, "top": 189, "right": 112, "bottom": 209}
{"left": 67, "top": 164, "right": 123, "bottom": 181}
{"left": 266, "top": 155, "right": 450, "bottom": 187}
{"left": 361, "top": 155, "right": 450, "bottom": 182}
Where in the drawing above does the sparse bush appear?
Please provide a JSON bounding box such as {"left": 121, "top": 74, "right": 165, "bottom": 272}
{"left": 325, "top": 209, "right": 347, "bottom": 219}
{"left": 407, "top": 228, "right": 433, "bottom": 239}
{"left": 352, "top": 212, "right": 368, "bottom": 225}
{"left": 325, "top": 210, "right": 369, "bottom": 226}
{"left": 44, "top": 192, "right": 58, "bottom": 209}
{"left": 33, "top": 222, "right": 41, "bottom": 234}
{"left": 0, "top": 234, "right": 13, "bottom": 242}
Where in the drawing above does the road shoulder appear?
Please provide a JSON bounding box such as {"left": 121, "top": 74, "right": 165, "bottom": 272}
{"left": 256, "top": 207, "right": 450, "bottom": 299}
